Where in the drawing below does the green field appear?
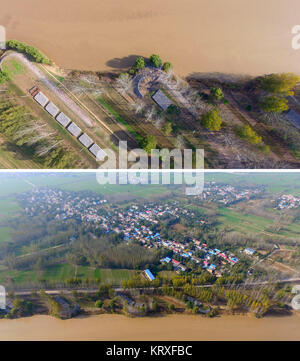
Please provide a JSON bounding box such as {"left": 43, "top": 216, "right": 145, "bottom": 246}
{"left": 0, "top": 197, "right": 21, "bottom": 219}
{"left": 2, "top": 58, "right": 26, "bottom": 79}
{"left": 0, "top": 227, "right": 12, "bottom": 243}
{"left": 205, "top": 172, "right": 300, "bottom": 196}
{"left": 0, "top": 264, "right": 137, "bottom": 286}
{"left": 94, "top": 268, "right": 137, "bottom": 285}
{"left": 217, "top": 207, "right": 300, "bottom": 238}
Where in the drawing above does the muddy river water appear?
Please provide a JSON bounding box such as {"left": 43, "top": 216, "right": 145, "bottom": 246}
{"left": 0, "top": 313, "right": 299, "bottom": 340}
{"left": 1, "top": 0, "right": 300, "bottom": 75}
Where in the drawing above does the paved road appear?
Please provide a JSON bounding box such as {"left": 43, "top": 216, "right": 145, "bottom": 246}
{"left": 8, "top": 277, "right": 300, "bottom": 297}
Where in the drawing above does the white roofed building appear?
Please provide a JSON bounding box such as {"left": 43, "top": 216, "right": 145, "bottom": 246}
{"left": 67, "top": 122, "right": 82, "bottom": 137}
{"left": 89, "top": 143, "right": 107, "bottom": 159}
{"left": 34, "top": 92, "right": 49, "bottom": 107}
{"left": 45, "top": 102, "right": 60, "bottom": 117}
{"left": 78, "top": 133, "right": 94, "bottom": 148}
{"left": 56, "top": 112, "right": 71, "bottom": 128}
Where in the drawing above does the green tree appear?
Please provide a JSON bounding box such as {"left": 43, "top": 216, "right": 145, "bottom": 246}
{"left": 260, "top": 73, "right": 300, "bottom": 96}
{"left": 6, "top": 40, "right": 51, "bottom": 64}
{"left": 259, "top": 96, "right": 289, "bottom": 113}
{"left": 123, "top": 300, "right": 128, "bottom": 314}
{"left": 201, "top": 109, "right": 222, "bottom": 131}
{"left": 150, "top": 54, "right": 163, "bottom": 68}
{"left": 162, "top": 121, "right": 172, "bottom": 136}
{"left": 210, "top": 87, "right": 224, "bottom": 101}
{"left": 95, "top": 300, "right": 103, "bottom": 308}
{"left": 134, "top": 56, "right": 145, "bottom": 70}
{"left": 168, "top": 303, "right": 175, "bottom": 311}
{"left": 141, "top": 135, "right": 157, "bottom": 153}
{"left": 192, "top": 306, "right": 199, "bottom": 314}
{"left": 0, "top": 70, "right": 9, "bottom": 84}
{"left": 237, "top": 125, "right": 262, "bottom": 144}
{"left": 162, "top": 62, "right": 172, "bottom": 72}
{"left": 186, "top": 300, "right": 193, "bottom": 309}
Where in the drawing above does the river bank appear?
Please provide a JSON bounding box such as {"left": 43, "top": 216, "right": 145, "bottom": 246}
{"left": 1, "top": 0, "right": 299, "bottom": 76}
{"left": 0, "top": 313, "right": 299, "bottom": 341}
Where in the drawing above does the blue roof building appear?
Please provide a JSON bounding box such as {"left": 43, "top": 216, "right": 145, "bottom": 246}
{"left": 145, "top": 269, "right": 155, "bottom": 281}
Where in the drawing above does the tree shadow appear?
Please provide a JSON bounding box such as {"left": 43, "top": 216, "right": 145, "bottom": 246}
{"left": 110, "top": 130, "right": 139, "bottom": 150}
{"left": 106, "top": 55, "right": 144, "bottom": 71}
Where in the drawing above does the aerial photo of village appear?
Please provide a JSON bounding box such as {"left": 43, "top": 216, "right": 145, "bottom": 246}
{"left": 0, "top": 171, "right": 299, "bottom": 341}
{"left": 0, "top": 0, "right": 299, "bottom": 347}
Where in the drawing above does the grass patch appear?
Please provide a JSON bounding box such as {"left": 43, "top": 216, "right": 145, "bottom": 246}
{"left": 0, "top": 227, "right": 12, "bottom": 243}
{"left": 95, "top": 268, "right": 137, "bottom": 285}
{"left": 97, "top": 97, "right": 142, "bottom": 142}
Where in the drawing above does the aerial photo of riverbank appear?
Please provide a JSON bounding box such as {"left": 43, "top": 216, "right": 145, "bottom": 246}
{"left": 0, "top": 1, "right": 300, "bottom": 169}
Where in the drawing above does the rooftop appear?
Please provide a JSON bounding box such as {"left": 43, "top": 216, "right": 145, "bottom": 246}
{"left": 152, "top": 89, "right": 172, "bottom": 110}
{"left": 78, "top": 133, "right": 94, "bottom": 148}
{"left": 89, "top": 143, "right": 107, "bottom": 159}
{"left": 34, "top": 91, "right": 49, "bottom": 107}
{"left": 144, "top": 269, "right": 155, "bottom": 281}
{"left": 45, "top": 102, "right": 60, "bottom": 117}
{"left": 67, "top": 122, "right": 82, "bottom": 138}
{"left": 56, "top": 112, "right": 71, "bottom": 128}
{"left": 285, "top": 109, "right": 300, "bottom": 130}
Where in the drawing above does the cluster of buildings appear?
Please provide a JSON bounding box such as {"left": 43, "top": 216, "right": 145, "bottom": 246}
{"left": 20, "top": 188, "right": 107, "bottom": 220}
{"left": 160, "top": 239, "right": 239, "bottom": 276}
{"left": 19, "top": 188, "right": 242, "bottom": 277}
{"left": 198, "top": 182, "right": 263, "bottom": 205}
{"left": 29, "top": 86, "right": 106, "bottom": 159}
{"left": 275, "top": 194, "right": 300, "bottom": 210}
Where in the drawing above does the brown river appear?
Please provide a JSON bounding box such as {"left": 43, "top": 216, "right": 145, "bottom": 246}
{"left": 0, "top": 314, "right": 299, "bottom": 341}
{"left": 1, "top": 0, "right": 300, "bottom": 75}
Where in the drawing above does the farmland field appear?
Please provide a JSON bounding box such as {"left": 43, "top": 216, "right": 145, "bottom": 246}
{"left": 217, "top": 207, "right": 300, "bottom": 239}
{"left": 0, "top": 227, "right": 12, "bottom": 243}
{"left": 0, "top": 264, "right": 137, "bottom": 287}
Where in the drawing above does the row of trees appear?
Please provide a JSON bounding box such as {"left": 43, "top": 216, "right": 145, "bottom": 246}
{"left": 6, "top": 40, "right": 51, "bottom": 64}
{"left": 129, "top": 54, "right": 173, "bottom": 75}
{"left": 258, "top": 73, "right": 300, "bottom": 113}
{"left": 0, "top": 100, "right": 77, "bottom": 168}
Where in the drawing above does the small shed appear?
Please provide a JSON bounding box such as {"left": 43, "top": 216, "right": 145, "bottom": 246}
{"left": 144, "top": 269, "right": 155, "bottom": 281}
{"left": 45, "top": 102, "right": 60, "bottom": 118}
{"left": 152, "top": 89, "right": 172, "bottom": 110}
{"left": 67, "top": 122, "right": 82, "bottom": 138}
{"left": 34, "top": 91, "right": 49, "bottom": 107}
{"left": 56, "top": 112, "right": 71, "bottom": 128}
{"left": 78, "top": 133, "right": 94, "bottom": 148}
{"left": 285, "top": 109, "right": 300, "bottom": 130}
{"left": 89, "top": 143, "right": 107, "bottom": 159}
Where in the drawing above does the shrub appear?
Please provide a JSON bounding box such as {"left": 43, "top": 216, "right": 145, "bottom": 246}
{"left": 167, "top": 104, "right": 180, "bottom": 116}
{"left": 237, "top": 125, "right": 262, "bottom": 144}
{"left": 162, "top": 62, "right": 172, "bottom": 72}
{"left": 210, "top": 87, "right": 224, "bottom": 101}
{"left": 141, "top": 135, "right": 157, "bottom": 153}
{"left": 0, "top": 69, "right": 9, "bottom": 84}
{"left": 150, "top": 54, "right": 163, "bottom": 68}
{"left": 95, "top": 300, "right": 103, "bottom": 308}
{"left": 259, "top": 96, "right": 289, "bottom": 113}
{"left": 201, "top": 109, "right": 222, "bottom": 131}
{"left": 134, "top": 56, "right": 145, "bottom": 70}
{"left": 260, "top": 73, "right": 300, "bottom": 96}
{"left": 162, "top": 121, "right": 172, "bottom": 136}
